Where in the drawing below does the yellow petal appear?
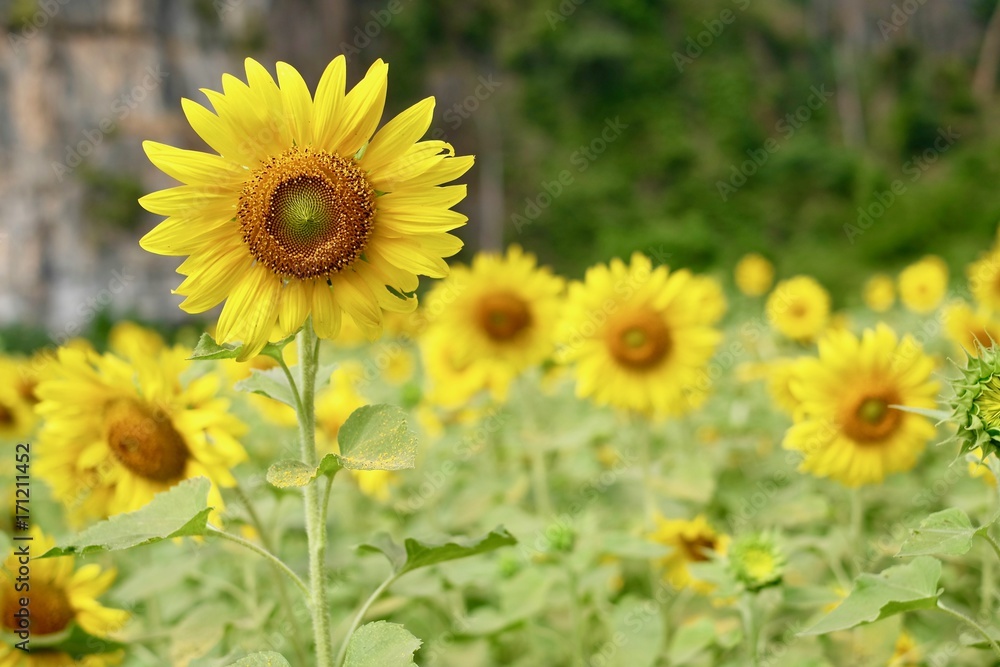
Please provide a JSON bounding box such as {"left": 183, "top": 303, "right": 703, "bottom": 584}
{"left": 181, "top": 97, "right": 254, "bottom": 165}
{"left": 367, "top": 140, "right": 453, "bottom": 189}
{"left": 215, "top": 263, "right": 281, "bottom": 361}
{"left": 361, "top": 97, "right": 435, "bottom": 174}
{"left": 278, "top": 280, "right": 313, "bottom": 337}
{"left": 143, "top": 141, "right": 243, "bottom": 186}
{"left": 139, "top": 185, "right": 237, "bottom": 219}
{"left": 140, "top": 216, "right": 234, "bottom": 256}
{"left": 376, "top": 207, "right": 467, "bottom": 235}
{"left": 176, "top": 247, "right": 251, "bottom": 313}
{"left": 313, "top": 56, "right": 347, "bottom": 150}
{"left": 335, "top": 60, "right": 388, "bottom": 157}
{"left": 312, "top": 281, "right": 343, "bottom": 339}
{"left": 336, "top": 271, "right": 383, "bottom": 335}
{"left": 276, "top": 61, "right": 314, "bottom": 147}
{"left": 393, "top": 154, "right": 475, "bottom": 189}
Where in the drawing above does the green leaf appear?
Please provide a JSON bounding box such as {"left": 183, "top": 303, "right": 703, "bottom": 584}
{"left": 609, "top": 596, "right": 664, "bottom": 667}
{"left": 189, "top": 333, "right": 241, "bottom": 360}
{"left": 235, "top": 368, "right": 297, "bottom": 408}
{"left": 336, "top": 404, "right": 418, "bottom": 471}
{"left": 668, "top": 617, "right": 716, "bottom": 665}
{"left": 39, "top": 478, "right": 212, "bottom": 557}
{"left": 342, "top": 621, "right": 421, "bottom": 667}
{"left": 266, "top": 459, "right": 317, "bottom": 488}
{"left": 799, "top": 556, "right": 942, "bottom": 635}
{"left": 359, "top": 526, "right": 517, "bottom": 576}
{"left": 258, "top": 335, "right": 297, "bottom": 363}
{"left": 225, "top": 652, "right": 292, "bottom": 666}
{"left": 897, "top": 508, "right": 988, "bottom": 558}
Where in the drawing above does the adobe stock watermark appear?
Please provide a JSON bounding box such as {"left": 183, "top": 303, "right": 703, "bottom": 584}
{"left": 672, "top": 0, "right": 752, "bottom": 72}
{"left": 511, "top": 116, "right": 628, "bottom": 233}
{"left": 6, "top": 0, "right": 70, "bottom": 53}
{"left": 52, "top": 65, "right": 169, "bottom": 181}
{"left": 716, "top": 84, "right": 834, "bottom": 201}
{"left": 546, "top": 0, "right": 585, "bottom": 29}
{"left": 843, "top": 126, "right": 959, "bottom": 244}
{"left": 339, "top": 0, "right": 413, "bottom": 60}
{"left": 877, "top": 0, "right": 928, "bottom": 39}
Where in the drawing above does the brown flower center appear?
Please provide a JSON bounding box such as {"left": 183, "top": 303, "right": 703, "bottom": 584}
{"left": 104, "top": 398, "right": 190, "bottom": 482}
{"left": 476, "top": 292, "right": 533, "bottom": 342}
{"left": 606, "top": 310, "right": 672, "bottom": 370}
{"left": 679, "top": 535, "right": 717, "bottom": 562}
{"left": 238, "top": 147, "right": 376, "bottom": 280}
{"left": 2, "top": 580, "right": 75, "bottom": 635}
{"left": 0, "top": 402, "right": 14, "bottom": 427}
{"left": 840, "top": 392, "right": 902, "bottom": 443}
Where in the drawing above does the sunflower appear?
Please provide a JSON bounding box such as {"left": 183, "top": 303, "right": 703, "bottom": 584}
{"left": 943, "top": 301, "right": 1000, "bottom": 355}
{"left": 898, "top": 255, "right": 947, "bottom": 314}
{"left": 556, "top": 253, "right": 721, "bottom": 416}
{"left": 0, "top": 356, "right": 36, "bottom": 441}
{"left": 648, "top": 514, "right": 730, "bottom": 593}
{"left": 0, "top": 529, "right": 128, "bottom": 667}
{"left": 733, "top": 253, "right": 774, "bottom": 297}
{"left": 424, "top": 245, "right": 565, "bottom": 401}
{"left": 783, "top": 324, "right": 938, "bottom": 487}
{"left": 765, "top": 276, "right": 830, "bottom": 342}
{"left": 726, "top": 532, "right": 784, "bottom": 591}
{"left": 419, "top": 327, "right": 494, "bottom": 409}
{"left": 34, "top": 345, "right": 247, "bottom": 524}
{"left": 139, "top": 57, "right": 473, "bottom": 360}
{"left": 862, "top": 274, "right": 895, "bottom": 313}
{"left": 967, "top": 247, "right": 1000, "bottom": 313}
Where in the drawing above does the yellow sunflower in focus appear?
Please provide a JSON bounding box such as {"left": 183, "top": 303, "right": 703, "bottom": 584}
{"left": 783, "top": 324, "right": 938, "bottom": 487}
{"left": 139, "top": 57, "right": 473, "bottom": 360}
{"left": 0, "top": 356, "right": 36, "bottom": 441}
{"left": 556, "top": 253, "right": 721, "bottom": 416}
{"left": 943, "top": 301, "right": 1000, "bottom": 356}
{"left": 0, "top": 529, "right": 128, "bottom": 667}
{"left": 765, "top": 276, "right": 830, "bottom": 342}
{"left": 425, "top": 245, "right": 565, "bottom": 401}
{"left": 898, "top": 255, "right": 947, "bottom": 314}
{"left": 35, "top": 346, "right": 247, "bottom": 524}
{"left": 863, "top": 274, "right": 895, "bottom": 313}
{"left": 648, "top": 514, "right": 730, "bottom": 593}
{"left": 734, "top": 253, "right": 774, "bottom": 297}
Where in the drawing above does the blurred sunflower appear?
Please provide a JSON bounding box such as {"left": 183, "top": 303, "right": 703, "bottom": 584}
{"left": 898, "top": 255, "right": 947, "bottom": 314}
{"left": 35, "top": 345, "right": 247, "bottom": 524}
{"left": 0, "top": 356, "right": 37, "bottom": 441}
{"left": 419, "top": 327, "right": 493, "bottom": 409}
{"left": 556, "top": 253, "right": 721, "bottom": 416}
{"left": 425, "top": 245, "right": 565, "bottom": 401}
{"left": 107, "top": 321, "right": 165, "bottom": 361}
{"left": 783, "top": 324, "right": 938, "bottom": 487}
{"left": 648, "top": 514, "right": 730, "bottom": 593}
{"left": 967, "top": 448, "right": 997, "bottom": 487}
{"left": 967, "top": 247, "right": 1000, "bottom": 313}
{"left": 0, "top": 529, "right": 128, "bottom": 667}
{"left": 733, "top": 253, "right": 774, "bottom": 297}
{"left": 943, "top": 301, "right": 1000, "bottom": 355}
{"left": 862, "top": 274, "right": 895, "bottom": 313}
{"left": 765, "top": 358, "right": 806, "bottom": 415}
{"left": 887, "top": 631, "right": 921, "bottom": 667}
{"left": 688, "top": 274, "right": 728, "bottom": 325}
{"left": 765, "top": 276, "right": 830, "bottom": 342}
{"left": 139, "top": 57, "right": 473, "bottom": 359}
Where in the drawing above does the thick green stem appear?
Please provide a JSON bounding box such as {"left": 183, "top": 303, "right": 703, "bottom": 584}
{"left": 937, "top": 600, "right": 1000, "bottom": 657}
{"left": 335, "top": 574, "right": 398, "bottom": 667}
{"left": 206, "top": 526, "right": 310, "bottom": 599}
{"left": 298, "top": 319, "right": 335, "bottom": 666}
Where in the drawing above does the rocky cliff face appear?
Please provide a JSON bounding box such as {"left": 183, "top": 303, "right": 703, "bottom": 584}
{"left": 0, "top": 0, "right": 273, "bottom": 336}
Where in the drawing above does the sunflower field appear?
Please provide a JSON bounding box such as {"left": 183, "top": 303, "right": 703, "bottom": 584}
{"left": 10, "top": 3, "right": 1000, "bottom": 667}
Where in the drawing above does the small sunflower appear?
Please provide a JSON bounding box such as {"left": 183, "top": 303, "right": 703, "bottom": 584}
{"left": 139, "top": 57, "right": 473, "bottom": 359}
{"left": 783, "top": 324, "right": 939, "bottom": 487}
{"left": 0, "top": 529, "right": 128, "bottom": 667}
{"left": 727, "top": 532, "right": 785, "bottom": 592}
{"left": 648, "top": 514, "right": 730, "bottom": 593}
{"left": 424, "top": 245, "right": 565, "bottom": 401}
{"left": 35, "top": 345, "right": 247, "bottom": 524}
{"left": 862, "top": 274, "right": 895, "bottom": 313}
{"left": 734, "top": 253, "right": 774, "bottom": 297}
{"left": 765, "top": 276, "right": 830, "bottom": 343}
{"left": 943, "top": 301, "right": 1000, "bottom": 356}
{"left": 898, "top": 255, "right": 948, "bottom": 314}
{"left": 556, "top": 253, "right": 721, "bottom": 416}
